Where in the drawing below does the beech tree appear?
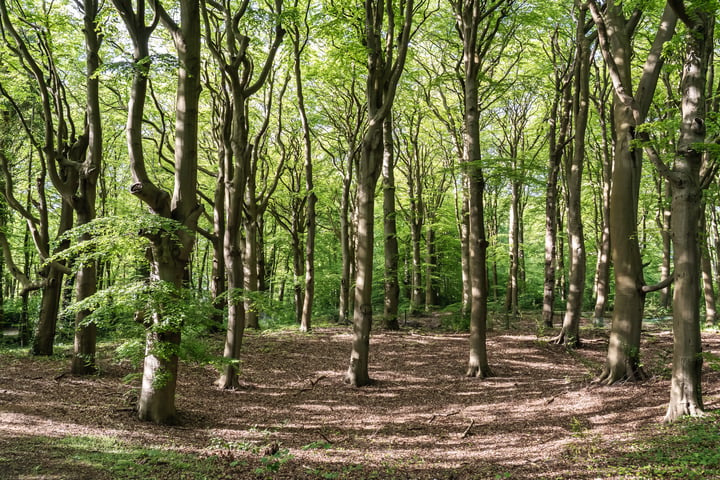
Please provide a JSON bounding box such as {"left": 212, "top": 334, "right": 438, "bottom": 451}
{"left": 112, "top": 0, "right": 204, "bottom": 423}
{"left": 201, "top": 0, "right": 285, "bottom": 389}
{"left": 0, "top": 0, "right": 84, "bottom": 357}
{"left": 452, "top": 0, "right": 514, "bottom": 378}
{"left": 661, "top": 0, "right": 714, "bottom": 423}
{"left": 346, "top": 0, "right": 415, "bottom": 387}
{"left": 588, "top": 0, "right": 677, "bottom": 384}
{"left": 554, "top": 2, "right": 590, "bottom": 346}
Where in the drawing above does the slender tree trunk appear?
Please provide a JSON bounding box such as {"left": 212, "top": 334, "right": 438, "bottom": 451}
{"left": 700, "top": 206, "right": 716, "bottom": 324}
{"left": 293, "top": 19, "right": 315, "bottom": 333}
{"left": 425, "top": 222, "right": 437, "bottom": 309}
{"left": 592, "top": 70, "right": 613, "bottom": 325}
{"left": 505, "top": 180, "right": 520, "bottom": 318}
{"left": 459, "top": 187, "right": 470, "bottom": 316}
{"left": 71, "top": 0, "right": 103, "bottom": 374}
{"left": 244, "top": 214, "right": 260, "bottom": 329}
{"left": 383, "top": 115, "right": 400, "bottom": 329}
{"left": 555, "top": 4, "right": 589, "bottom": 347}
{"left": 339, "top": 167, "right": 353, "bottom": 324}
{"left": 658, "top": 179, "right": 672, "bottom": 308}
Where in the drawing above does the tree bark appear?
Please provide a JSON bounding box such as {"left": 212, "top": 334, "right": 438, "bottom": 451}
{"left": 555, "top": 3, "right": 589, "bottom": 347}
{"left": 699, "top": 207, "right": 716, "bottom": 324}
{"left": 589, "top": 0, "right": 677, "bottom": 384}
{"left": 382, "top": 115, "right": 400, "bottom": 329}
{"left": 346, "top": 0, "right": 414, "bottom": 387}
{"left": 71, "top": 0, "right": 103, "bottom": 375}
{"left": 454, "top": 0, "right": 510, "bottom": 379}
{"left": 663, "top": 0, "right": 712, "bottom": 422}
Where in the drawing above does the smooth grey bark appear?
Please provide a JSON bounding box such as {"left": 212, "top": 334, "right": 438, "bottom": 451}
{"left": 452, "top": 0, "right": 512, "bottom": 378}
{"left": 71, "top": 0, "right": 103, "bottom": 375}
{"left": 591, "top": 69, "right": 613, "bottom": 326}
{"left": 662, "top": 0, "right": 712, "bottom": 422}
{"left": 346, "top": 0, "right": 414, "bottom": 387}
{"left": 589, "top": 0, "right": 677, "bottom": 384}
{"left": 113, "top": 0, "right": 203, "bottom": 422}
{"left": 382, "top": 115, "right": 400, "bottom": 329}
{"left": 202, "top": 0, "right": 284, "bottom": 388}
{"left": 543, "top": 30, "right": 572, "bottom": 328}
{"left": 291, "top": 7, "right": 316, "bottom": 333}
{"left": 554, "top": 3, "right": 589, "bottom": 347}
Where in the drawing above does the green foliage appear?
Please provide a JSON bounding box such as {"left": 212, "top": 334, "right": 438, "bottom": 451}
{"left": 0, "top": 435, "right": 224, "bottom": 480}
{"left": 602, "top": 412, "right": 720, "bottom": 479}
{"left": 254, "top": 447, "right": 292, "bottom": 477}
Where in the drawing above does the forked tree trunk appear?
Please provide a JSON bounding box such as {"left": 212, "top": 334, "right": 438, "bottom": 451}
{"left": 663, "top": 0, "right": 711, "bottom": 422}
{"left": 589, "top": 0, "right": 677, "bottom": 384}
{"left": 346, "top": 0, "right": 413, "bottom": 387}
{"left": 71, "top": 0, "right": 103, "bottom": 375}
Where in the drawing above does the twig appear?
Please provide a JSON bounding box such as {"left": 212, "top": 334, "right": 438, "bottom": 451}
{"left": 294, "top": 375, "right": 327, "bottom": 395}
{"left": 427, "top": 410, "right": 460, "bottom": 423}
{"left": 461, "top": 419, "right": 475, "bottom": 439}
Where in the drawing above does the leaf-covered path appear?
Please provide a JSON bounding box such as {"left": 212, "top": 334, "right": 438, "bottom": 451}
{"left": 1, "top": 317, "right": 719, "bottom": 479}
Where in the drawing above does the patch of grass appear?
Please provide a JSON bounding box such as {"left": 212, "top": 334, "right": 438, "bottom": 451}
{"left": 602, "top": 411, "right": 720, "bottom": 479}
{"left": 0, "top": 435, "right": 224, "bottom": 479}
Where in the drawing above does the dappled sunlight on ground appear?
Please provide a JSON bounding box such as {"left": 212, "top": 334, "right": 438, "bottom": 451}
{"left": 1, "top": 316, "right": 719, "bottom": 478}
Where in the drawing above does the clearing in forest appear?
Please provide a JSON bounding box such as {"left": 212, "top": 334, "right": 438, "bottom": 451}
{"left": 0, "top": 316, "right": 719, "bottom": 479}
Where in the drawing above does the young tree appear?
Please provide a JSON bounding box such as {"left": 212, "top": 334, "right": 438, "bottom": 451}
{"left": 201, "top": 0, "right": 285, "bottom": 388}
{"left": 346, "top": 0, "right": 415, "bottom": 387}
{"left": 452, "top": 0, "right": 513, "bottom": 378}
{"left": 542, "top": 25, "right": 573, "bottom": 328}
{"left": 288, "top": 0, "right": 316, "bottom": 333}
{"left": 554, "top": 2, "right": 590, "bottom": 346}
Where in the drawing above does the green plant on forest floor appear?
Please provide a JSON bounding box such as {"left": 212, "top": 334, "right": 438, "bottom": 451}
{"left": 0, "top": 435, "right": 223, "bottom": 479}
{"left": 602, "top": 412, "right": 720, "bottom": 479}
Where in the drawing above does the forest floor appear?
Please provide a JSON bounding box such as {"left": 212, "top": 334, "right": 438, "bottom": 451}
{"left": 1, "top": 313, "right": 720, "bottom": 479}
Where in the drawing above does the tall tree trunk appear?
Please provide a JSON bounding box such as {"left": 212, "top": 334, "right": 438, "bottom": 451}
{"left": 591, "top": 67, "right": 613, "bottom": 326}
{"left": 116, "top": 0, "right": 204, "bottom": 423}
{"left": 293, "top": 15, "right": 315, "bottom": 333}
{"left": 459, "top": 186, "right": 471, "bottom": 316}
{"left": 505, "top": 180, "right": 520, "bottom": 318}
{"left": 383, "top": 115, "right": 400, "bottom": 329}
{"left": 663, "top": 0, "right": 712, "bottom": 421}
{"left": 555, "top": 3, "right": 589, "bottom": 347}
{"left": 425, "top": 222, "right": 437, "bottom": 309}
{"left": 339, "top": 164, "right": 353, "bottom": 324}
{"left": 346, "top": 0, "right": 414, "bottom": 387}
{"left": 589, "top": 0, "right": 677, "bottom": 384}
{"left": 455, "top": 0, "right": 510, "bottom": 378}
{"left": 71, "top": 0, "right": 103, "bottom": 375}
{"left": 244, "top": 213, "right": 260, "bottom": 329}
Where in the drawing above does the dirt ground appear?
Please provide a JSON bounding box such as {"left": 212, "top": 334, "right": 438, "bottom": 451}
{"left": 0, "top": 314, "right": 719, "bottom": 479}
